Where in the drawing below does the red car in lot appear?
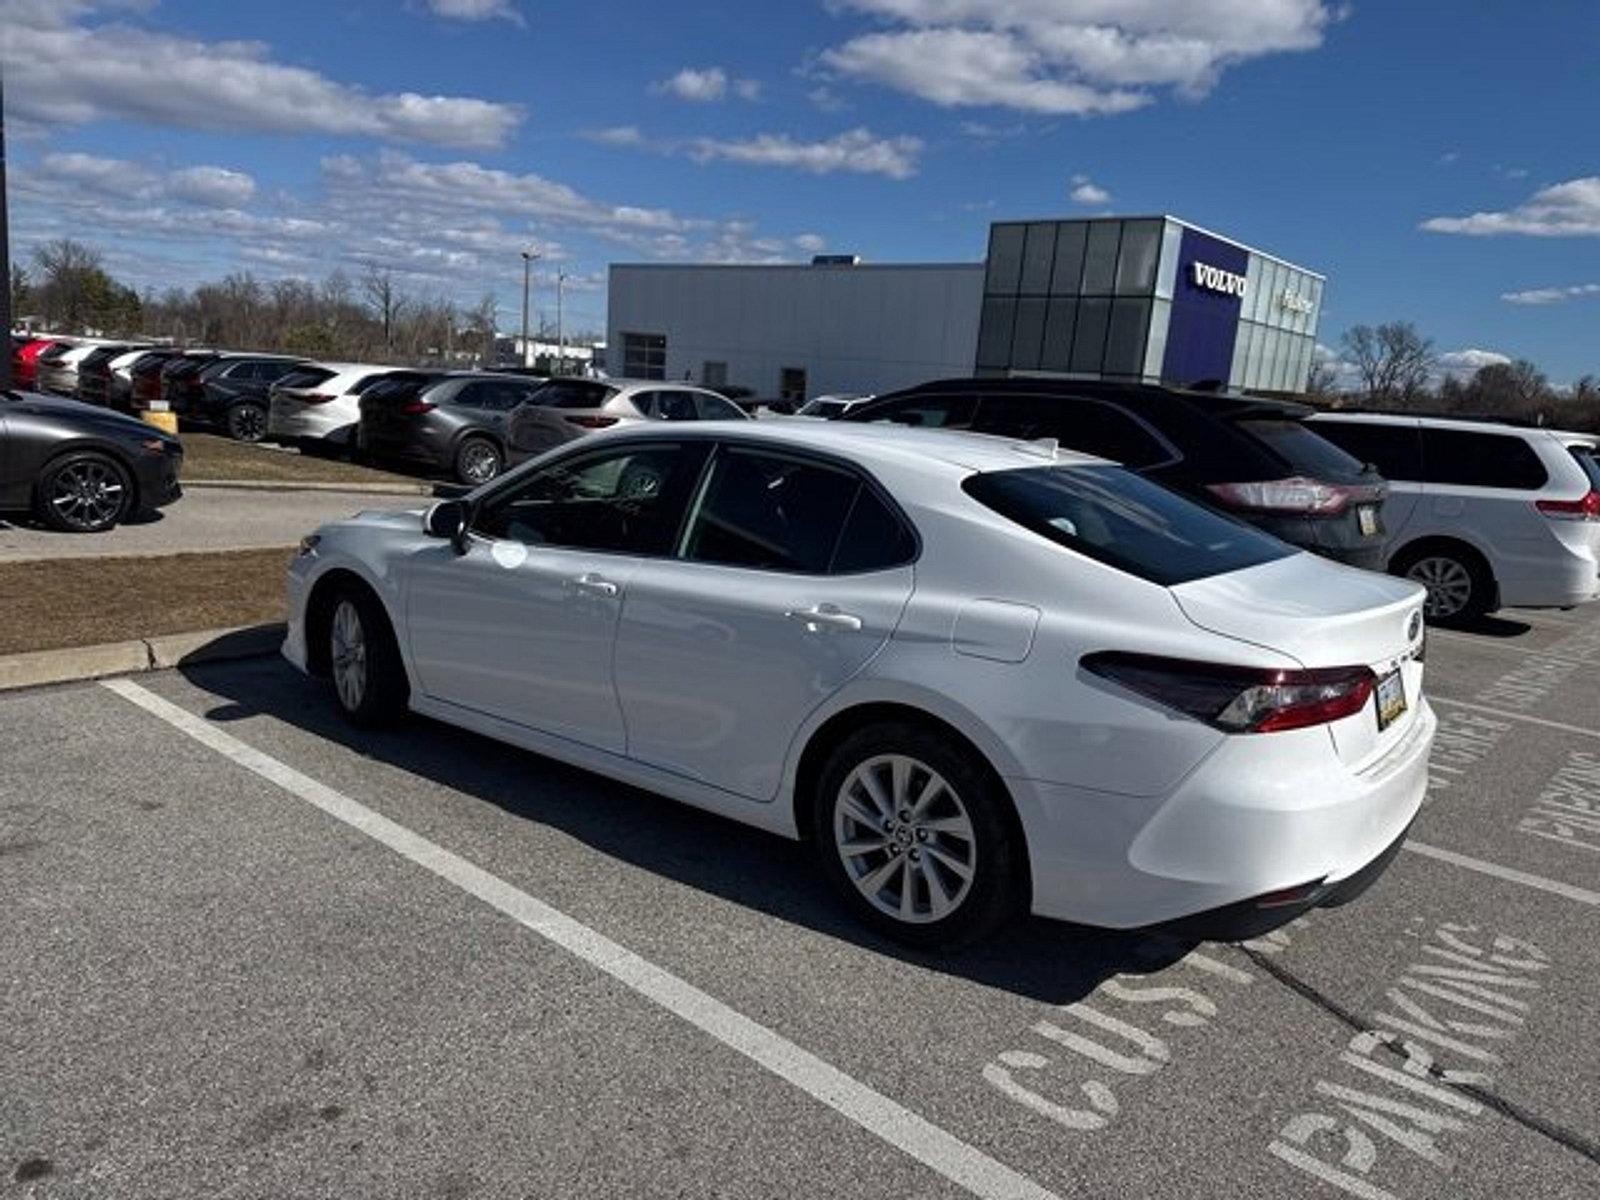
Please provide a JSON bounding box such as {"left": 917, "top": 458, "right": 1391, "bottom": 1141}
{"left": 10, "top": 337, "right": 67, "bottom": 390}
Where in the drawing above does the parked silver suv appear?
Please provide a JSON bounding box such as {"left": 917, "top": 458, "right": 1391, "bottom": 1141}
{"left": 507, "top": 378, "right": 749, "bottom": 455}
{"left": 1310, "top": 413, "right": 1600, "bottom": 622}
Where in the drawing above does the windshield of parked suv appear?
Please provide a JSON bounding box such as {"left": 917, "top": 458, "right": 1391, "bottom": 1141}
{"left": 964, "top": 464, "right": 1294, "bottom": 586}
{"left": 1234, "top": 417, "right": 1371, "bottom": 480}
{"left": 798, "top": 399, "right": 850, "bottom": 418}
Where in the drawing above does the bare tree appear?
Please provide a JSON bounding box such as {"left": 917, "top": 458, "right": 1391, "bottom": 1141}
{"left": 1341, "top": 322, "right": 1436, "bottom": 405}
{"left": 360, "top": 266, "right": 409, "bottom": 357}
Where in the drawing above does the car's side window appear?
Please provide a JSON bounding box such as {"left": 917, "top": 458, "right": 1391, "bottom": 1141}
{"left": 867, "top": 394, "right": 979, "bottom": 430}
{"left": 653, "top": 391, "right": 699, "bottom": 421}
{"left": 832, "top": 486, "right": 918, "bottom": 573}
{"left": 473, "top": 442, "right": 710, "bottom": 555}
{"left": 1418, "top": 429, "right": 1549, "bottom": 490}
{"left": 682, "top": 448, "right": 865, "bottom": 574}
{"left": 692, "top": 392, "right": 744, "bottom": 421}
{"left": 630, "top": 391, "right": 659, "bottom": 418}
{"left": 1313, "top": 421, "right": 1423, "bottom": 481}
{"left": 974, "top": 396, "right": 1171, "bottom": 467}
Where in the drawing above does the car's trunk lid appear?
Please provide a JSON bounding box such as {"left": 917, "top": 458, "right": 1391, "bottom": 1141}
{"left": 1172, "top": 553, "right": 1427, "bottom": 768}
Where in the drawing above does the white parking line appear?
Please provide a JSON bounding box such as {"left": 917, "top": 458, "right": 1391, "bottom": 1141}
{"left": 100, "top": 678, "right": 1062, "bottom": 1200}
{"left": 1429, "top": 695, "right": 1600, "bottom": 741}
{"left": 1404, "top": 840, "right": 1600, "bottom": 907}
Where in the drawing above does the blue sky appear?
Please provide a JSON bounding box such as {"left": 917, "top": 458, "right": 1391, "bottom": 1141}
{"left": 4, "top": 0, "right": 1598, "bottom": 381}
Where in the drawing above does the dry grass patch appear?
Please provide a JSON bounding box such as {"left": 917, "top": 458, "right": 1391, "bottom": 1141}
{"left": 0, "top": 548, "right": 293, "bottom": 656}
{"left": 180, "top": 433, "right": 420, "bottom": 486}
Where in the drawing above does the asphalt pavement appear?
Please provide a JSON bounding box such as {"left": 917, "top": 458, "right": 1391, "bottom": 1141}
{"left": 0, "top": 489, "right": 427, "bottom": 562}
{"left": 3, "top": 605, "right": 1598, "bottom": 1199}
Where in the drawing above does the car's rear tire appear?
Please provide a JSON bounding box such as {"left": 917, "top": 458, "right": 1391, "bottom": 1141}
{"left": 34, "top": 451, "right": 133, "bottom": 533}
{"left": 811, "top": 722, "right": 1024, "bottom": 949}
{"left": 454, "top": 435, "right": 503, "bottom": 485}
{"left": 1392, "top": 542, "right": 1493, "bottom": 625}
{"left": 326, "top": 585, "right": 409, "bottom": 728}
{"left": 227, "top": 401, "right": 268, "bottom": 443}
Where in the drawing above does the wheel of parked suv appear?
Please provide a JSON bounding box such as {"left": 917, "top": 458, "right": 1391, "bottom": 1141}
{"left": 325, "top": 585, "right": 409, "bottom": 727}
{"left": 227, "top": 401, "right": 268, "bottom": 443}
{"left": 454, "top": 436, "right": 503, "bottom": 486}
{"left": 812, "top": 723, "right": 1024, "bottom": 948}
{"left": 35, "top": 451, "right": 133, "bottom": 533}
{"left": 1393, "top": 543, "right": 1492, "bottom": 625}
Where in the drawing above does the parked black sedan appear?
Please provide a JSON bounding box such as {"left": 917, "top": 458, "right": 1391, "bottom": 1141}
{"left": 358, "top": 372, "right": 547, "bottom": 484}
{"left": 0, "top": 390, "right": 183, "bottom": 532}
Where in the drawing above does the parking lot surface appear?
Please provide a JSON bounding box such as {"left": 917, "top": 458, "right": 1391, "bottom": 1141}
{"left": 0, "top": 489, "right": 426, "bottom": 563}
{"left": 4, "top": 607, "right": 1599, "bottom": 1198}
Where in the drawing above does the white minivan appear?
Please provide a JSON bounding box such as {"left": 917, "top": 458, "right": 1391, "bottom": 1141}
{"left": 1310, "top": 413, "right": 1600, "bottom": 622}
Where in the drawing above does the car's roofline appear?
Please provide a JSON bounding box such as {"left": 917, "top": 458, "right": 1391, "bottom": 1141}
{"left": 1310, "top": 410, "right": 1569, "bottom": 439}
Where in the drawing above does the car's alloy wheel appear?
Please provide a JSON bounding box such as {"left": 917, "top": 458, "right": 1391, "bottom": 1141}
{"left": 330, "top": 599, "right": 369, "bottom": 713}
{"left": 228, "top": 403, "right": 268, "bottom": 442}
{"left": 41, "top": 454, "right": 130, "bottom": 532}
{"left": 1407, "top": 555, "right": 1474, "bottom": 620}
{"left": 834, "top": 754, "right": 977, "bottom": 924}
{"left": 456, "top": 437, "right": 502, "bottom": 485}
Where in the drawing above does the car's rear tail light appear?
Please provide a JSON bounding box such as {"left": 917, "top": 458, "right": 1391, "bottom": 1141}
{"left": 399, "top": 400, "right": 435, "bottom": 415}
{"left": 301, "top": 392, "right": 338, "bottom": 406}
{"left": 564, "top": 415, "right": 619, "bottom": 429}
{"left": 1536, "top": 491, "right": 1600, "bottom": 521}
{"left": 1082, "top": 652, "right": 1377, "bottom": 734}
{"left": 1205, "top": 477, "right": 1367, "bottom": 516}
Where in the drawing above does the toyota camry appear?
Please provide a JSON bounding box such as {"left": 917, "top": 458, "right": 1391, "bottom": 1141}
{"left": 283, "top": 421, "right": 1434, "bottom": 948}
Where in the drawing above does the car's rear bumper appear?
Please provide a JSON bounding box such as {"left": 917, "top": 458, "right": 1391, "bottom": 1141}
{"left": 1015, "top": 699, "right": 1435, "bottom": 932}
{"left": 269, "top": 399, "right": 357, "bottom": 443}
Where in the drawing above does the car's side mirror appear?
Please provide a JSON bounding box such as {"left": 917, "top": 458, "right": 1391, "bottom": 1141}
{"left": 423, "top": 499, "right": 470, "bottom": 554}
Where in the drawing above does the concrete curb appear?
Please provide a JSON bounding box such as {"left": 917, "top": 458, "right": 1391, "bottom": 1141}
{"left": 184, "top": 479, "right": 434, "bottom": 495}
{"left": 0, "top": 623, "right": 286, "bottom": 692}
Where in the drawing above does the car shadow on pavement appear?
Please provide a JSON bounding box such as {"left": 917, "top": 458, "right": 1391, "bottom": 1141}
{"left": 1445, "top": 614, "right": 1534, "bottom": 638}
{"left": 182, "top": 657, "right": 1196, "bottom": 1006}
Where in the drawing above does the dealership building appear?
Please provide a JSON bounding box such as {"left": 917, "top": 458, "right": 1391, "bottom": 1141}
{"left": 606, "top": 216, "right": 1324, "bottom": 401}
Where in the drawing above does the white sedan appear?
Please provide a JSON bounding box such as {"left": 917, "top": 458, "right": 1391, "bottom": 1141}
{"left": 284, "top": 420, "right": 1434, "bottom": 947}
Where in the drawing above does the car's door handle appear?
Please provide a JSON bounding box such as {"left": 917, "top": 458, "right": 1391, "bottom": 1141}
{"left": 784, "top": 605, "right": 863, "bottom": 633}
{"left": 571, "top": 573, "right": 619, "bottom": 597}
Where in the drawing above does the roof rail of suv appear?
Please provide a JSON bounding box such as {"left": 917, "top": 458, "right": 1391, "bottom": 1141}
{"left": 1325, "top": 406, "right": 1554, "bottom": 430}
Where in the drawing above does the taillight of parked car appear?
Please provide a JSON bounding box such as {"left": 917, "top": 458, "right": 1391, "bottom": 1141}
{"left": 1082, "top": 652, "right": 1377, "bottom": 734}
{"left": 1535, "top": 491, "right": 1600, "bottom": 521}
{"left": 399, "top": 399, "right": 436, "bottom": 415}
{"left": 299, "top": 393, "right": 338, "bottom": 405}
{"left": 563, "top": 415, "right": 618, "bottom": 429}
{"left": 1204, "top": 477, "right": 1374, "bottom": 516}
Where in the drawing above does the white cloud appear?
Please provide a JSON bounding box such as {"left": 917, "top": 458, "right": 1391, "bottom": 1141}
{"left": 168, "top": 166, "right": 257, "bottom": 207}
{"left": 423, "top": 0, "right": 523, "bottom": 22}
{"left": 820, "top": 1, "right": 1337, "bottom": 114}
{"left": 1502, "top": 283, "right": 1600, "bottom": 306}
{"left": 1070, "top": 173, "right": 1111, "bottom": 204}
{"left": 808, "top": 85, "right": 849, "bottom": 113}
{"left": 794, "top": 233, "right": 828, "bottom": 254}
{"left": 654, "top": 66, "right": 762, "bottom": 102}
{"left": 1423, "top": 177, "right": 1600, "bottom": 237}
{"left": 587, "top": 125, "right": 646, "bottom": 147}
{"left": 1436, "top": 348, "right": 1512, "bottom": 379}
{"left": 685, "top": 128, "right": 924, "bottom": 179}
{"left": 2, "top": 3, "right": 522, "bottom": 148}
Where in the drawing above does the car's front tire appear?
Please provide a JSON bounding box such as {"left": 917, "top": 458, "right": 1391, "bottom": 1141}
{"left": 811, "top": 723, "right": 1024, "bottom": 949}
{"left": 35, "top": 451, "right": 133, "bottom": 533}
{"left": 326, "top": 585, "right": 409, "bottom": 727}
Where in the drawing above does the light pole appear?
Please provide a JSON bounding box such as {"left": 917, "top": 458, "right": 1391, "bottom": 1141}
{"left": 0, "top": 75, "right": 12, "bottom": 389}
{"left": 519, "top": 249, "right": 539, "bottom": 368}
{"left": 555, "top": 270, "right": 567, "bottom": 376}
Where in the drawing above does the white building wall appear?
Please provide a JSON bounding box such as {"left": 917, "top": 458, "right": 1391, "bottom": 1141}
{"left": 607, "top": 263, "right": 985, "bottom": 399}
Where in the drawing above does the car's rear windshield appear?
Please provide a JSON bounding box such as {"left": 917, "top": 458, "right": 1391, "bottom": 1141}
{"left": 277, "top": 367, "right": 336, "bottom": 390}
{"left": 1234, "top": 417, "right": 1370, "bottom": 480}
{"left": 527, "top": 380, "right": 619, "bottom": 409}
{"left": 801, "top": 399, "right": 850, "bottom": 418}
{"left": 1570, "top": 447, "right": 1600, "bottom": 489}
{"left": 963, "top": 464, "right": 1294, "bottom": 586}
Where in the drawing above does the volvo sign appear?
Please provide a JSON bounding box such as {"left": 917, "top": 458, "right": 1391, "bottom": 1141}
{"left": 1191, "top": 261, "right": 1248, "bottom": 299}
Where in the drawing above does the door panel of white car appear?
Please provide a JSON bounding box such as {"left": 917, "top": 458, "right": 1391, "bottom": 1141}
{"left": 404, "top": 439, "right": 712, "bottom": 750}
{"left": 612, "top": 445, "right": 917, "bottom": 800}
